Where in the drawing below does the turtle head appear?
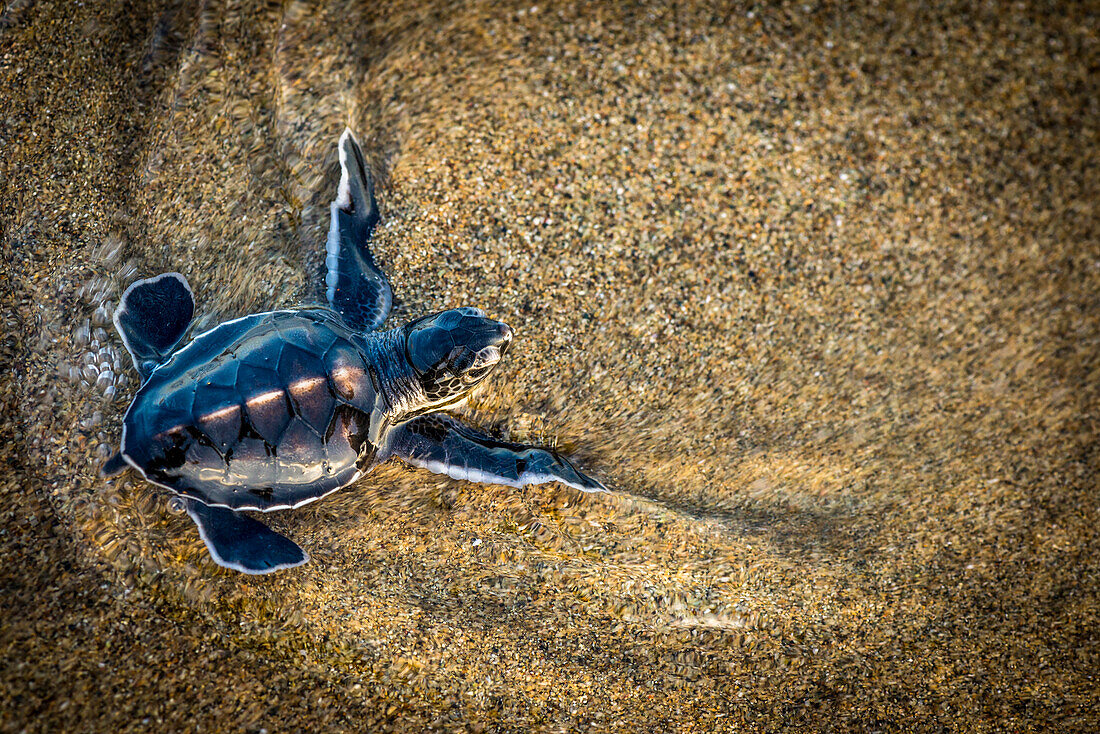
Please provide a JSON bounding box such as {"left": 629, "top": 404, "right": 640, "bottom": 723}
{"left": 404, "top": 307, "right": 513, "bottom": 409}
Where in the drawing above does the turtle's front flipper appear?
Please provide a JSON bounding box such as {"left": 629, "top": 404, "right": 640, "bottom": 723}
{"left": 326, "top": 128, "right": 393, "bottom": 332}
{"left": 114, "top": 272, "right": 195, "bottom": 381}
{"left": 183, "top": 499, "right": 308, "bottom": 574}
{"left": 381, "top": 415, "right": 606, "bottom": 493}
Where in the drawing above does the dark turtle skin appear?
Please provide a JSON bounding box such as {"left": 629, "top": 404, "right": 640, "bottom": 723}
{"left": 104, "top": 129, "right": 604, "bottom": 574}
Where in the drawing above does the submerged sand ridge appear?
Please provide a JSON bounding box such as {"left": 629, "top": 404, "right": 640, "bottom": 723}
{"left": 1, "top": 0, "right": 1097, "bottom": 730}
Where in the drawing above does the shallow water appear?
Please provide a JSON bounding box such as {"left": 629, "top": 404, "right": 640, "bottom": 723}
{"left": 2, "top": 0, "right": 1098, "bottom": 731}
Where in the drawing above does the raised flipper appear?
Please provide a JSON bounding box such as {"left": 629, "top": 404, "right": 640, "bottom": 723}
{"left": 381, "top": 414, "right": 606, "bottom": 493}
{"left": 114, "top": 272, "right": 194, "bottom": 381}
{"left": 326, "top": 128, "right": 393, "bottom": 332}
{"left": 184, "top": 498, "right": 308, "bottom": 574}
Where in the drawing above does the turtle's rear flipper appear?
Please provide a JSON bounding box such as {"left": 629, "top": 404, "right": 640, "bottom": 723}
{"left": 100, "top": 452, "right": 128, "bottom": 478}
{"left": 381, "top": 415, "right": 606, "bottom": 493}
{"left": 114, "top": 272, "right": 195, "bottom": 381}
{"left": 184, "top": 499, "right": 308, "bottom": 574}
{"left": 326, "top": 128, "right": 393, "bottom": 332}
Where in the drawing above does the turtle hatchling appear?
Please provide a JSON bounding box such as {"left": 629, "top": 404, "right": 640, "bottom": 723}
{"left": 103, "top": 128, "right": 605, "bottom": 574}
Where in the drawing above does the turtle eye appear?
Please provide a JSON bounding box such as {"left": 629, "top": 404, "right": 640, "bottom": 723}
{"left": 461, "top": 345, "right": 501, "bottom": 383}
{"left": 444, "top": 346, "right": 475, "bottom": 374}
{"left": 463, "top": 365, "right": 492, "bottom": 383}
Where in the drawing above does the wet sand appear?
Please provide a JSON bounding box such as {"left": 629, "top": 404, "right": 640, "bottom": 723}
{"left": 2, "top": 0, "right": 1098, "bottom": 731}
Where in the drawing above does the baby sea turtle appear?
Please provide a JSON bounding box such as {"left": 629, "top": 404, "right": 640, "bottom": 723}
{"left": 103, "top": 129, "right": 604, "bottom": 574}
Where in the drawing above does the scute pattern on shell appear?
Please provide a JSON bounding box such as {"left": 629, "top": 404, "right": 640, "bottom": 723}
{"left": 121, "top": 309, "right": 379, "bottom": 510}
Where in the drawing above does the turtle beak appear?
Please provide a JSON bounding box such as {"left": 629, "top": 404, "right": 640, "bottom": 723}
{"left": 468, "top": 322, "right": 512, "bottom": 374}
{"left": 496, "top": 323, "right": 513, "bottom": 358}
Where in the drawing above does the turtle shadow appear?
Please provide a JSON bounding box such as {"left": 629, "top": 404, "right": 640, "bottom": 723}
{"left": 283, "top": 459, "right": 881, "bottom": 637}
{"left": 291, "top": 442, "right": 883, "bottom": 585}
{"left": 602, "top": 482, "right": 878, "bottom": 565}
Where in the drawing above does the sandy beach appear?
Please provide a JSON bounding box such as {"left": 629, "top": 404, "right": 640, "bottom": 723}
{"left": 2, "top": 0, "right": 1098, "bottom": 730}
